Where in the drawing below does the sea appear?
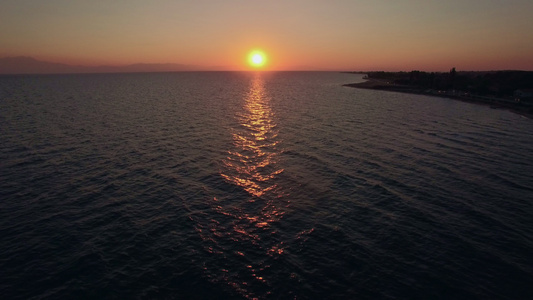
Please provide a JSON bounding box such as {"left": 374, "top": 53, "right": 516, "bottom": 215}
{"left": 0, "top": 72, "right": 532, "bottom": 299}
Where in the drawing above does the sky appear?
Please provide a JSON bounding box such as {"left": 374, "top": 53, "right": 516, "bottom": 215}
{"left": 1, "top": 0, "right": 533, "bottom": 71}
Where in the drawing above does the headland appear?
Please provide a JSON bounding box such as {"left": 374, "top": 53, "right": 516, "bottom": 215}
{"left": 344, "top": 70, "right": 533, "bottom": 118}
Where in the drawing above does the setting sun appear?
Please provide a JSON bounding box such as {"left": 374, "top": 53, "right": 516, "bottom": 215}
{"left": 249, "top": 51, "right": 266, "bottom": 68}
{"left": 252, "top": 54, "right": 263, "bottom": 65}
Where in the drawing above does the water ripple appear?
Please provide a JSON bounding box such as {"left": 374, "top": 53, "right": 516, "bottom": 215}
{"left": 1, "top": 72, "right": 532, "bottom": 299}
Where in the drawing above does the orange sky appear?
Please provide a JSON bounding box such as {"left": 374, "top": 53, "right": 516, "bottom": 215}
{"left": 1, "top": 0, "right": 533, "bottom": 71}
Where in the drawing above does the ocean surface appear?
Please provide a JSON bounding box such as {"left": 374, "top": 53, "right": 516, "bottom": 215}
{"left": 0, "top": 72, "right": 532, "bottom": 299}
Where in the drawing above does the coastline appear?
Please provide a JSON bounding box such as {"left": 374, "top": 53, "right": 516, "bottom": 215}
{"left": 343, "top": 79, "right": 533, "bottom": 119}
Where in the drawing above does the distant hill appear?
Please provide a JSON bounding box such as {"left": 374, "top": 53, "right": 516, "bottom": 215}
{"left": 0, "top": 56, "right": 202, "bottom": 74}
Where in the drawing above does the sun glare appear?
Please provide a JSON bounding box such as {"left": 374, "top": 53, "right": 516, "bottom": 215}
{"left": 252, "top": 54, "right": 263, "bottom": 65}
{"left": 249, "top": 51, "right": 266, "bottom": 68}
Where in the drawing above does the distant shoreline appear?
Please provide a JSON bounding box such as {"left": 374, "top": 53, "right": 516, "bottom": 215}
{"left": 343, "top": 79, "right": 533, "bottom": 119}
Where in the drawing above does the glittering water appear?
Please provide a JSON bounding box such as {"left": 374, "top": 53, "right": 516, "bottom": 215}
{"left": 1, "top": 72, "right": 532, "bottom": 299}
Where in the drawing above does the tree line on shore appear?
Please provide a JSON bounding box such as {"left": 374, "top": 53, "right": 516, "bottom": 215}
{"left": 364, "top": 69, "right": 533, "bottom": 98}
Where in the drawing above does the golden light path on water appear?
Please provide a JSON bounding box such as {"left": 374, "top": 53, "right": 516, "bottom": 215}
{"left": 196, "top": 74, "right": 292, "bottom": 299}
{"left": 221, "top": 75, "right": 283, "bottom": 200}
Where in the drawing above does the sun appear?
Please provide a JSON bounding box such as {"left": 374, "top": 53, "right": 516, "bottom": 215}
{"left": 252, "top": 54, "right": 263, "bottom": 65}
{"left": 248, "top": 50, "right": 266, "bottom": 68}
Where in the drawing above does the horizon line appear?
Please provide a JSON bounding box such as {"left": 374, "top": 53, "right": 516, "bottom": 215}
{"left": 1, "top": 56, "right": 532, "bottom": 74}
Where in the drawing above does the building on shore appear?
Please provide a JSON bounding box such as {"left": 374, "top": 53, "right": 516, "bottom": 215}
{"left": 514, "top": 89, "right": 533, "bottom": 104}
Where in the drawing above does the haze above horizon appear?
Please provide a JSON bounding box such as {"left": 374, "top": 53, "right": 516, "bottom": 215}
{"left": 1, "top": 0, "right": 533, "bottom": 72}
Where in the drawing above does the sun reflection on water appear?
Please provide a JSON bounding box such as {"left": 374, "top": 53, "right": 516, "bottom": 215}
{"left": 193, "top": 74, "right": 289, "bottom": 299}
{"left": 221, "top": 75, "right": 283, "bottom": 200}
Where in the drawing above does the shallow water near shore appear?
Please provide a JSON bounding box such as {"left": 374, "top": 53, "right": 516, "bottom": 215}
{"left": 1, "top": 72, "right": 532, "bottom": 299}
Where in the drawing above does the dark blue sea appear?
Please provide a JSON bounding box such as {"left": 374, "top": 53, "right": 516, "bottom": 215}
{"left": 1, "top": 72, "right": 532, "bottom": 299}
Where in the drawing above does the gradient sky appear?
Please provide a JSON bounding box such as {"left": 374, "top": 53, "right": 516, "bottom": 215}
{"left": 1, "top": 0, "right": 533, "bottom": 71}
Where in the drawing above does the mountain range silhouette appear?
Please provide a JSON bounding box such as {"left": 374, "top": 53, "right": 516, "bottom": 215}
{"left": 0, "top": 56, "right": 209, "bottom": 74}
